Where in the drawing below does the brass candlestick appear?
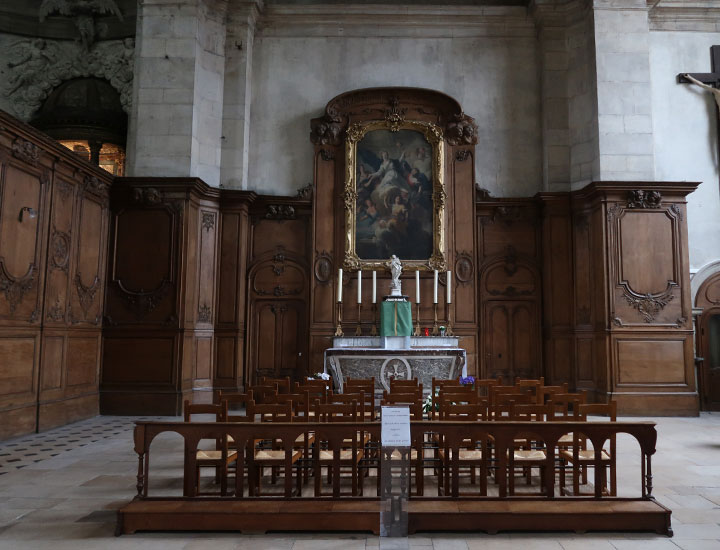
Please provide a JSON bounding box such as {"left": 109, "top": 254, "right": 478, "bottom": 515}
{"left": 413, "top": 302, "right": 421, "bottom": 336}
{"left": 445, "top": 302, "right": 454, "bottom": 336}
{"left": 432, "top": 303, "right": 439, "bottom": 335}
{"left": 370, "top": 303, "right": 378, "bottom": 336}
{"left": 355, "top": 303, "right": 362, "bottom": 336}
{"left": 334, "top": 301, "right": 344, "bottom": 337}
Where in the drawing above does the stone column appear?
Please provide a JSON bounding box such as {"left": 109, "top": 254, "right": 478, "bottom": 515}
{"left": 592, "top": 0, "right": 655, "bottom": 181}
{"left": 220, "top": 1, "right": 262, "bottom": 189}
{"left": 126, "top": 0, "right": 227, "bottom": 186}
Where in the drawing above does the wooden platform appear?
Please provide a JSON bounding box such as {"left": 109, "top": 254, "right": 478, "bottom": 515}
{"left": 117, "top": 498, "right": 672, "bottom": 536}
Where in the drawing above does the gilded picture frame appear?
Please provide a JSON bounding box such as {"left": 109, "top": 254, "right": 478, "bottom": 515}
{"left": 343, "top": 119, "right": 446, "bottom": 271}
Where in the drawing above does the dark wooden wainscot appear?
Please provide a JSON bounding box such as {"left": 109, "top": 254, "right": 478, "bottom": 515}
{"left": 0, "top": 110, "right": 111, "bottom": 438}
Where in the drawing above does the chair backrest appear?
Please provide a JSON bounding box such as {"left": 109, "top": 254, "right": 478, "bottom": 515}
{"left": 216, "top": 390, "right": 254, "bottom": 421}
{"left": 512, "top": 402, "right": 554, "bottom": 422}
{"left": 259, "top": 376, "right": 291, "bottom": 394}
{"left": 538, "top": 383, "right": 570, "bottom": 404}
{"left": 247, "top": 400, "right": 294, "bottom": 422}
{"left": 382, "top": 391, "right": 422, "bottom": 405}
{"left": 439, "top": 401, "right": 487, "bottom": 421}
{"left": 345, "top": 377, "right": 374, "bottom": 393}
{"left": 246, "top": 384, "right": 278, "bottom": 404}
{"left": 577, "top": 400, "right": 617, "bottom": 421}
{"left": 431, "top": 377, "right": 461, "bottom": 394}
{"left": 548, "top": 391, "right": 587, "bottom": 417}
{"left": 273, "top": 391, "right": 311, "bottom": 418}
{"left": 184, "top": 400, "right": 228, "bottom": 422}
{"left": 293, "top": 381, "right": 329, "bottom": 401}
{"left": 474, "top": 377, "right": 503, "bottom": 396}
{"left": 385, "top": 386, "right": 423, "bottom": 400}
{"left": 312, "top": 399, "right": 360, "bottom": 422}
{"left": 302, "top": 378, "right": 329, "bottom": 387}
{"left": 493, "top": 391, "right": 535, "bottom": 406}
{"left": 515, "top": 376, "right": 545, "bottom": 386}
{"left": 390, "top": 378, "right": 420, "bottom": 390}
{"left": 327, "top": 391, "right": 367, "bottom": 420}
{"left": 380, "top": 400, "right": 423, "bottom": 420}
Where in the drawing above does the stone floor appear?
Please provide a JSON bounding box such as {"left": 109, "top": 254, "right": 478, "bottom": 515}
{"left": 1, "top": 414, "right": 720, "bottom": 549}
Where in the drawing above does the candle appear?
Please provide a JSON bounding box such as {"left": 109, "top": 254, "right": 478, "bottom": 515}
{"left": 338, "top": 268, "right": 343, "bottom": 302}
{"left": 447, "top": 270, "right": 452, "bottom": 304}
{"left": 415, "top": 270, "right": 420, "bottom": 304}
{"left": 372, "top": 271, "right": 377, "bottom": 303}
{"left": 433, "top": 270, "right": 438, "bottom": 304}
{"left": 357, "top": 270, "right": 362, "bottom": 304}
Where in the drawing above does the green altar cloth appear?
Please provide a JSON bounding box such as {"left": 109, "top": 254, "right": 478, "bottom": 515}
{"left": 380, "top": 300, "right": 412, "bottom": 337}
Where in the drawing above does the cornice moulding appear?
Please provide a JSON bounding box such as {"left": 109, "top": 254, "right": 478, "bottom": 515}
{"left": 256, "top": 4, "right": 535, "bottom": 38}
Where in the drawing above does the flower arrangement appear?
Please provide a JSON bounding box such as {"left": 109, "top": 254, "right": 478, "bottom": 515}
{"left": 422, "top": 391, "right": 437, "bottom": 414}
{"left": 458, "top": 375, "right": 475, "bottom": 387}
{"left": 308, "top": 372, "right": 330, "bottom": 381}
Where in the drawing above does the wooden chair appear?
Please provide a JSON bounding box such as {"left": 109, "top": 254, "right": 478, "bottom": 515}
{"left": 507, "top": 402, "right": 554, "bottom": 496}
{"left": 293, "top": 382, "right": 329, "bottom": 406}
{"left": 437, "top": 402, "right": 490, "bottom": 495}
{"left": 260, "top": 376, "right": 291, "bottom": 394}
{"left": 183, "top": 400, "right": 237, "bottom": 496}
{"left": 246, "top": 384, "right": 278, "bottom": 405}
{"left": 559, "top": 401, "right": 617, "bottom": 497}
{"left": 389, "top": 379, "right": 422, "bottom": 395}
{"left": 245, "top": 401, "right": 303, "bottom": 496}
{"left": 216, "top": 390, "right": 254, "bottom": 420}
{"left": 537, "top": 383, "right": 570, "bottom": 404}
{"left": 473, "top": 377, "right": 503, "bottom": 397}
{"left": 384, "top": 386, "right": 423, "bottom": 401}
{"left": 311, "top": 400, "right": 365, "bottom": 496}
{"left": 344, "top": 379, "right": 377, "bottom": 420}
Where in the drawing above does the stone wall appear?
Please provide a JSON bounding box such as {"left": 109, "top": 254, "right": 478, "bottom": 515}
{"left": 650, "top": 30, "right": 720, "bottom": 272}
{"left": 247, "top": 5, "right": 543, "bottom": 197}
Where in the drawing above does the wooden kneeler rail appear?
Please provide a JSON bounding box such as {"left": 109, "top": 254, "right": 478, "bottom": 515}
{"left": 118, "top": 420, "right": 672, "bottom": 536}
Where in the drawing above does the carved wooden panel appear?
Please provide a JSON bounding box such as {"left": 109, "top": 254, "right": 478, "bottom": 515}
{"left": 108, "top": 206, "right": 177, "bottom": 326}
{"left": 482, "top": 301, "right": 539, "bottom": 382}
{"left": 0, "top": 162, "right": 46, "bottom": 322}
{"left": 103, "top": 337, "right": 176, "bottom": 384}
{"left": 616, "top": 338, "right": 686, "bottom": 385}
{"left": 40, "top": 335, "right": 64, "bottom": 391}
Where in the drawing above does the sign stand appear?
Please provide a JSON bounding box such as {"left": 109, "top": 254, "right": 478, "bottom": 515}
{"left": 380, "top": 406, "right": 411, "bottom": 537}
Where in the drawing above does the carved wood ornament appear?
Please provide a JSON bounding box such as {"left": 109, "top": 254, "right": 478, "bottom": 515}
{"left": 0, "top": 260, "right": 37, "bottom": 315}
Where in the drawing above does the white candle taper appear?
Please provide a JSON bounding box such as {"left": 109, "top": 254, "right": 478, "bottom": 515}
{"left": 447, "top": 270, "right": 452, "bottom": 304}
{"left": 357, "top": 270, "right": 362, "bottom": 304}
{"left": 338, "top": 268, "right": 343, "bottom": 302}
{"left": 372, "top": 271, "right": 377, "bottom": 304}
{"left": 433, "top": 270, "right": 438, "bottom": 304}
{"left": 415, "top": 270, "right": 420, "bottom": 304}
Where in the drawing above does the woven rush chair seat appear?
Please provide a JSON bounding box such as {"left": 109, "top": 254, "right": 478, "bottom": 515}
{"left": 390, "top": 448, "right": 419, "bottom": 460}
{"left": 560, "top": 448, "right": 611, "bottom": 461}
{"left": 438, "top": 448, "right": 483, "bottom": 461}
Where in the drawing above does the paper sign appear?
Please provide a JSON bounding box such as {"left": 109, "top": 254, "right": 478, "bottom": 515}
{"left": 381, "top": 406, "right": 411, "bottom": 447}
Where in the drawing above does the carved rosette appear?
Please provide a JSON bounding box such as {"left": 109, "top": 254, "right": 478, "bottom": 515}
{"left": 198, "top": 303, "right": 212, "bottom": 323}
{"left": 82, "top": 174, "right": 110, "bottom": 206}
{"left": 455, "top": 252, "right": 474, "bottom": 284}
{"left": 11, "top": 138, "right": 40, "bottom": 165}
{"left": 455, "top": 149, "right": 471, "bottom": 162}
{"left": 627, "top": 190, "right": 662, "bottom": 209}
{"left": 201, "top": 212, "right": 216, "bottom": 232}
{"left": 46, "top": 298, "right": 66, "bottom": 322}
{"left": 116, "top": 280, "right": 172, "bottom": 320}
{"left": 265, "top": 205, "right": 296, "bottom": 220}
{"left": 296, "top": 183, "right": 313, "bottom": 199}
{"left": 621, "top": 283, "right": 676, "bottom": 323}
{"left": 75, "top": 273, "right": 100, "bottom": 316}
{"left": 314, "top": 251, "right": 333, "bottom": 284}
{"left": 445, "top": 114, "right": 478, "bottom": 146}
{"left": 310, "top": 115, "right": 343, "bottom": 146}
{"left": 0, "top": 261, "right": 38, "bottom": 316}
{"left": 49, "top": 228, "right": 71, "bottom": 272}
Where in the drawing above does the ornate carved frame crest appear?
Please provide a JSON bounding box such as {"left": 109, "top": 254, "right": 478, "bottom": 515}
{"left": 342, "top": 119, "right": 446, "bottom": 271}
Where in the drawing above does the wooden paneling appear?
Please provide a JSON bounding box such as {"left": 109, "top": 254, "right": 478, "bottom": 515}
{"left": 0, "top": 110, "right": 110, "bottom": 439}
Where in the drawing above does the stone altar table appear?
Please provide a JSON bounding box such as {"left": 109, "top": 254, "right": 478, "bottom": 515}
{"left": 324, "top": 336, "right": 467, "bottom": 399}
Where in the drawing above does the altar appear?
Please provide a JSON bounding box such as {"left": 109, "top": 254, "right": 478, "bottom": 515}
{"left": 324, "top": 336, "right": 466, "bottom": 399}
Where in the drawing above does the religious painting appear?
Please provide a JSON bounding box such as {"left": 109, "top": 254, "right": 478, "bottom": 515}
{"left": 343, "top": 120, "right": 445, "bottom": 271}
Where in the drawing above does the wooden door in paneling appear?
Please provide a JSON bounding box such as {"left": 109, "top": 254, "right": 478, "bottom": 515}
{"left": 483, "top": 301, "right": 539, "bottom": 383}
{"left": 699, "top": 308, "right": 720, "bottom": 410}
{"left": 251, "top": 300, "right": 307, "bottom": 383}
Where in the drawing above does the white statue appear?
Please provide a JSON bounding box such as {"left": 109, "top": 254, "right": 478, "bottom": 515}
{"left": 388, "top": 255, "right": 402, "bottom": 296}
{"left": 683, "top": 73, "right": 720, "bottom": 110}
